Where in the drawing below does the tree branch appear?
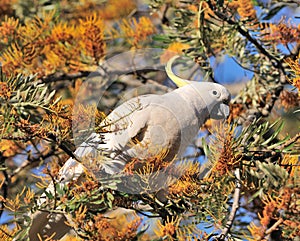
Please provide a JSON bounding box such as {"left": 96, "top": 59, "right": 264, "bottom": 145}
{"left": 207, "top": 1, "right": 285, "bottom": 73}
{"left": 264, "top": 218, "right": 284, "bottom": 240}
{"left": 41, "top": 71, "right": 91, "bottom": 84}
{"left": 0, "top": 152, "right": 9, "bottom": 220}
{"left": 9, "top": 148, "right": 56, "bottom": 178}
{"left": 216, "top": 168, "right": 241, "bottom": 240}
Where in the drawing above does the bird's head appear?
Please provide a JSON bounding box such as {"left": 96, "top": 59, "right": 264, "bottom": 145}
{"left": 165, "top": 56, "right": 231, "bottom": 120}
{"left": 194, "top": 82, "right": 231, "bottom": 120}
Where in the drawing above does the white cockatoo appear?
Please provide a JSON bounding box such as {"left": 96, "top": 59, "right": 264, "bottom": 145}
{"left": 27, "top": 56, "right": 231, "bottom": 241}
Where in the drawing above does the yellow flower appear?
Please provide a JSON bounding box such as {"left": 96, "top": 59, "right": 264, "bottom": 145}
{"left": 50, "top": 22, "right": 75, "bottom": 42}
{"left": 99, "top": 0, "right": 136, "bottom": 20}
{"left": 237, "top": 0, "right": 257, "bottom": 20}
{"left": 78, "top": 13, "right": 106, "bottom": 63}
{"left": 160, "top": 42, "right": 190, "bottom": 64}
{"left": 121, "top": 17, "right": 155, "bottom": 47}
{"left": 0, "top": 16, "right": 19, "bottom": 44}
{"left": 154, "top": 216, "right": 180, "bottom": 239}
{"left": 285, "top": 55, "right": 300, "bottom": 95}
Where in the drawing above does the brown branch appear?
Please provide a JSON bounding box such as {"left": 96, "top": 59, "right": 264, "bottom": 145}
{"left": 0, "top": 135, "right": 32, "bottom": 141}
{"left": 264, "top": 218, "right": 284, "bottom": 240}
{"left": 41, "top": 64, "right": 165, "bottom": 85}
{"left": 207, "top": 1, "right": 285, "bottom": 73}
{"left": 265, "top": 218, "right": 283, "bottom": 235}
{"left": 0, "top": 153, "right": 9, "bottom": 220}
{"left": 41, "top": 71, "right": 90, "bottom": 84}
{"left": 10, "top": 147, "right": 57, "bottom": 178}
{"left": 278, "top": 132, "right": 300, "bottom": 151}
{"left": 206, "top": 1, "right": 288, "bottom": 127}
{"left": 216, "top": 168, "right": 241, "bottom": 240}
{"left": 286, "top": 42, "right": 300, "bottom": 61}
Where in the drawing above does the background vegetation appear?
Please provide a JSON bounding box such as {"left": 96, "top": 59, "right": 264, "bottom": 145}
{"left": 0, "top": 0, "right": 299, "bottom": 240}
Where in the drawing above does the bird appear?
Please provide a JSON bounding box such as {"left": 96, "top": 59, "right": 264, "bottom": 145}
{"left": 27, "top": 55, "right": 231, "bottom": 241}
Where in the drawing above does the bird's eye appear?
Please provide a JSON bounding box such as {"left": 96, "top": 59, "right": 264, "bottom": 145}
{"left": 210, "top": 90, "right": 221, "bottom": 98}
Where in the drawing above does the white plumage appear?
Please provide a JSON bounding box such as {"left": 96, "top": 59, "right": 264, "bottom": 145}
{"left": 27, "top": 56, "right": 231, "bottom": 241}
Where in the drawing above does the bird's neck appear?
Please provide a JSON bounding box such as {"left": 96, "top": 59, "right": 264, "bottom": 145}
{"left": 173, "top": 85, "right": 210, "bottom": 122}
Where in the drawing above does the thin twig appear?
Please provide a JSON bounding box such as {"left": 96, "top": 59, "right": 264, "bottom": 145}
{"left": 133, "top": 208, "right": 159, "bottom": 218}
{"left": 41, "top": 64, "right": 165, "bottom": 85}
{"left": 264, "top": 217, "right": 284, "bottom": 241}
{"left": 0, "top": 227, "right": 12, "bottom": 238}
{"left": 265, "top": 218, "right": 283, "bottom": 235}
{"left": 278, "top": 132, "right": 300, "bottom": 151}
{"left": 231, "top": 57, "right": 260, "bottom": 74}
{"left": 0, "top": 153, "right": 9, "bottom": 220}
{"left": 41, "top": 71, "right": 90, "bottom": 83}
{"left": 10, "top": 147, "right": 56, "bottom": 178}
{"left": 217, "top": 168, "right": 241, "bottom": 240}
{"left": 207, "top": 1, "right": 285, "bottom": 73}
{"left": 0, "top": 135, "right": 32, "bottom": 141}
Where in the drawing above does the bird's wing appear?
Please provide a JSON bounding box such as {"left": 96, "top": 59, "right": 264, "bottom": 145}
{"left": 26, "top": 97, "right": 154, "bottom": 241}
{"left": 26, "top": 64, "right": 231, "bottom": 241}
{"left": 98, "top": 95, "right": 152, "bottom": 152}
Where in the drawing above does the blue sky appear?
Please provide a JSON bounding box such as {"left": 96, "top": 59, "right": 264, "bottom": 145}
{"left": 1, "top": 2, "right": 300, "bottom": 239}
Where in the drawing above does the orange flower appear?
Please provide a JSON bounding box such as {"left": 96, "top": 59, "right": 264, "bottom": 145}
{"left": 279, "top": 90, "right": 299, "bottom": 110}
{"left": 226, "top": 0, "right": 239, "bottom": 9}
{"left": 0, "top": 43, "right": 23, "bottom": 74}
{"left": 237, "top": 0, "right": 257, "bottom": 21}
{"left": 210, "top": 122, "right": 237, "bottom": 176}
{"left": 0, "top": 224, "right": 16, "bottom": 241}
{"left": 263, "top": 20, "right": 300, "bottom": 45}
{"left": 283, "top": 220, "right": 300, "bottom": 238}
{"left": 248, "top": 222, "right": 266, "bottom": 240}
{"left": 0, "top": 16, "right": 19, "bottom": 44}
{"left": 121, "top": 17, "right": 155, "bottom": 47}
{"left": 160, "top": 42, "right": 190, "bottom": 64}
{"left": 74, "top": 205, "right": 88, "bottom": 228}
{"left": 154, "top": 216, "right": 180, "bottom": 238}
{"left": 78, "top": 13, "right": 106, "bottom": 63}
{"left": 23, "top": 188, "right": 35, "bottom": 205}
{"left": 259, "top": 196, "right": 277, "bottom": 226}
{"left": 99, "top": 0, "right": 136, "bottom": 20}
{"left": 0, "top": 81, "right": 11, "bottom": 99}
{"left": 280, "top": 155, "right": 299, "bottom": 177}
{"left": 168, "top": 161, "right": 203, "bottom": 197}
{"left": 285, "top": 55, "right": 300, "bottom": 95}
{"left": 0, "top": 0, "right": 17, "bottom": 16}
{"left": 0, "top": 140, "right": 21, "bottom": 157}
{"left": 50, "top": 22, "right": 75, "bottom": 43}
{"left": 200, "top": 2, "right": 215, "bottom": 20}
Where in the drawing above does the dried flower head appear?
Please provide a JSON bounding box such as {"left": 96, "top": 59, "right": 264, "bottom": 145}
{"left": 0, "top": 16, "right": 19, "bottom": 44}
{"left": 121, "top": 17, "right": 155, "bottom": 48}
{"left": 160, "top": 42, "right": 190, "bottom": 64}
{"left": 279, "top": 90, "right": 299, "bottom": 111}
{"left": 78, "top": 13, "right": 106, "bottom": 64}
{"left": 154, "top": 216, "right": 180, "bottom": 239}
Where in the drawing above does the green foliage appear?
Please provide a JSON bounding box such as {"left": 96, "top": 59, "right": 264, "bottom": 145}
{"left": 0, "top": 0, "right": 299, "bottom": 240}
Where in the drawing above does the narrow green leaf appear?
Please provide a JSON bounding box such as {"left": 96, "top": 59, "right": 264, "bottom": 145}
{"left": 263, "top": 5, "right": 286, "bottom": 20}
{"left": 44, "top": 190, "right": 54, "bottom": 199}
{"left": 261, "top": 121, "right": 284, "bottom": 146}
{"left": 267, "top": 135, "right": 289, "bottom": 150}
